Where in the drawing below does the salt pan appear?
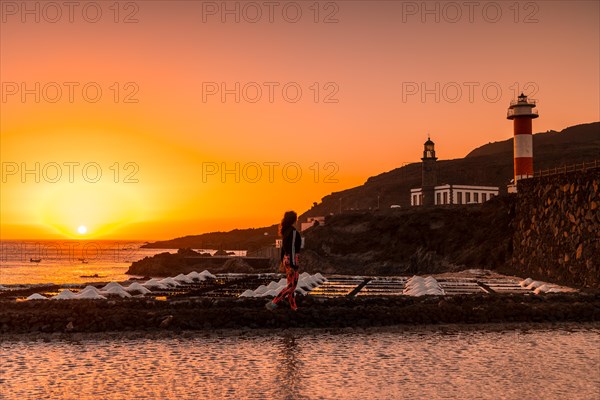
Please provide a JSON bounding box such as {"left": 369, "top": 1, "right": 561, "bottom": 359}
{"left": 159, "top": 277, "right": 181, "bottom": 287}
{"left": 143, "top": 279, "right": 168, "bottom": 289}
{"left": 199, "top": 270, "right": 216, "bottom": 279}
{"left": 125, "top": 282, "right": 151, "bottom": 294}
{"left": 403, "top": 276, "right": 444, "bottom": 296}
{"left": 526, "top": 281, "right": 544, "bottom": 290}
{"left": 241, "top": 272, "right": 326, "bottom": 298}
{"left": 103, "top": 286, "right": 132, "bottom": 298}
{"left": 52, "top": 289, "right": 77, "bottom": 300}
{"left": 186, "top": 271, "right": 204, "bottom": 280}
{"left": 80, "top": 285, "right": 101, "bottom": 294}
{"left": 26, "top": 293, "right": 48, "bottom": 300}
{"left": 254, "top": 285, "right": 269, "bottom": 295}
{"left": 520, "top": 278, "right": 534, "bottom": 287}
{"left": 77, "top": 290, "right": 107, "bottom": 300}
{"left": 174, "top": 274, "right": 194, "bottom": 283}
{"left": 101, "top": 282, "right": 124, "bottom": 291}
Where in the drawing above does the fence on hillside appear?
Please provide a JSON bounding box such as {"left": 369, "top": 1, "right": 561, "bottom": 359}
{"left": 534, "top": 160, "right": 599, "bottom": 178}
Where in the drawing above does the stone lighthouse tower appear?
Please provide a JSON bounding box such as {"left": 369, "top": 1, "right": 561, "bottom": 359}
{"left": 507, "top": 93, "right": 539, "bottom": 186}
{"left": 421, "top": 135, "right": 438, "bottom": 206}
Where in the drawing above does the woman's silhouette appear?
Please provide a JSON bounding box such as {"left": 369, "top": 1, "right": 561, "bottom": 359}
{"left": 266, "top": 211, "right": 302, "bottom": 311}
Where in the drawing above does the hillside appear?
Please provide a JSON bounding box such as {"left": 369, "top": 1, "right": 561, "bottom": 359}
{"left": 466, "top": 122, "right": 600, "bottom": 158}
{"left": 299, "top": 196, "right": 514, "bottom": 276}
{"left": 143, "top": 122, "right": 599, "bottom": 250}
{"left": 142, "top": 226, "right": 279, "bottom": 251}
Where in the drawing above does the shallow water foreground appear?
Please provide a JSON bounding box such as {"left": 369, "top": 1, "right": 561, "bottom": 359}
{"left": 1, "top": 324, "right": 599, "bottom": 400}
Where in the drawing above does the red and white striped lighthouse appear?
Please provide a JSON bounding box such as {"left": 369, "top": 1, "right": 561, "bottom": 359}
{"left": 507, "top": 93, "right": 539, "bottom": 185}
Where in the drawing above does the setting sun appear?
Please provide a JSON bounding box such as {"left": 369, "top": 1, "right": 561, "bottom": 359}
{"left": 77, "top": 225, "right": 88, "bottom": 235}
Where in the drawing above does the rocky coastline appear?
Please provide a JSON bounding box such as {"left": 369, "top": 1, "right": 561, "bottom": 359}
{"left": 126, "top": 248, "right": 269, "bottom": 277}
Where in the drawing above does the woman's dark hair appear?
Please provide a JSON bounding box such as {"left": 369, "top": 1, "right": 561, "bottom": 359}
{"left": 279, "top": 211, "right": 297, "bottom": 236}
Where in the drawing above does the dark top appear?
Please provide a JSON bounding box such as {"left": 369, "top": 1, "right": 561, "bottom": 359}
{"left": 280, "top": 226, "right": 302, "bottom": 269}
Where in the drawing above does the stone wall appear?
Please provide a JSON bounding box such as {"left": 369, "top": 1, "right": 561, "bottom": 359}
{"left": 513, "top": 168, "right": 599, "bottom": 287}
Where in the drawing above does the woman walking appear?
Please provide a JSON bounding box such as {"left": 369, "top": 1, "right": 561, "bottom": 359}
{"left": 266, "top": 211, "right": 302, "bottom": 311}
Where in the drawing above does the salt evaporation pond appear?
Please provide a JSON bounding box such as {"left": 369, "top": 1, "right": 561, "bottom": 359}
{"left": 1, "top": 324, "right": 598, "bottom": 399}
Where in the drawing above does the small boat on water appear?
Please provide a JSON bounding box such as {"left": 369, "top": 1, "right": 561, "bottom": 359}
{"left": 79, "top": 273, "right": 106, "bottom": 278}
{"left": 30, "top": 258, "right": 42, "bottom": 263}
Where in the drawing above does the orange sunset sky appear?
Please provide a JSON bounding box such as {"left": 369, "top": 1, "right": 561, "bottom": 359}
{"left": 1, "top": 0, "right": 599, "bottom": 240}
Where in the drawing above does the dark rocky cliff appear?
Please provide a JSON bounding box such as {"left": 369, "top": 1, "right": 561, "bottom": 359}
{"left": 299, "top": 197, "right": 513, "bottom": 276}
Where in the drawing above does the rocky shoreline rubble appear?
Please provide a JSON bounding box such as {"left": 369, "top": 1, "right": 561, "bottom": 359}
{"left": 1, "top": 292, "right": 598, "bottom": 335}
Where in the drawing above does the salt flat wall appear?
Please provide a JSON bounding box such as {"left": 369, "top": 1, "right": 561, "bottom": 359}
{"left": 513, "top": 168, "right": 599, "bottom": 288}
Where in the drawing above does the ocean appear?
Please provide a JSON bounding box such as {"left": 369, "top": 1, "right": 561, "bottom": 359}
{"left": 0, "top": 240, "right": 244, "bottom": 285}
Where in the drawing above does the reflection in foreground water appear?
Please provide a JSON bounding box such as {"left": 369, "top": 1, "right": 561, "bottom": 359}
{"left": 1, "top": 324, "right": 599, "bottom": 399}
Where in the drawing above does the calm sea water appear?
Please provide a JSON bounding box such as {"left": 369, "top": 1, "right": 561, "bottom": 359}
{"left": 0, "top": 240, "right": 245, "bottom": 285}
{"left": 1, "top": 324, "right": 598, "bottom": 399}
